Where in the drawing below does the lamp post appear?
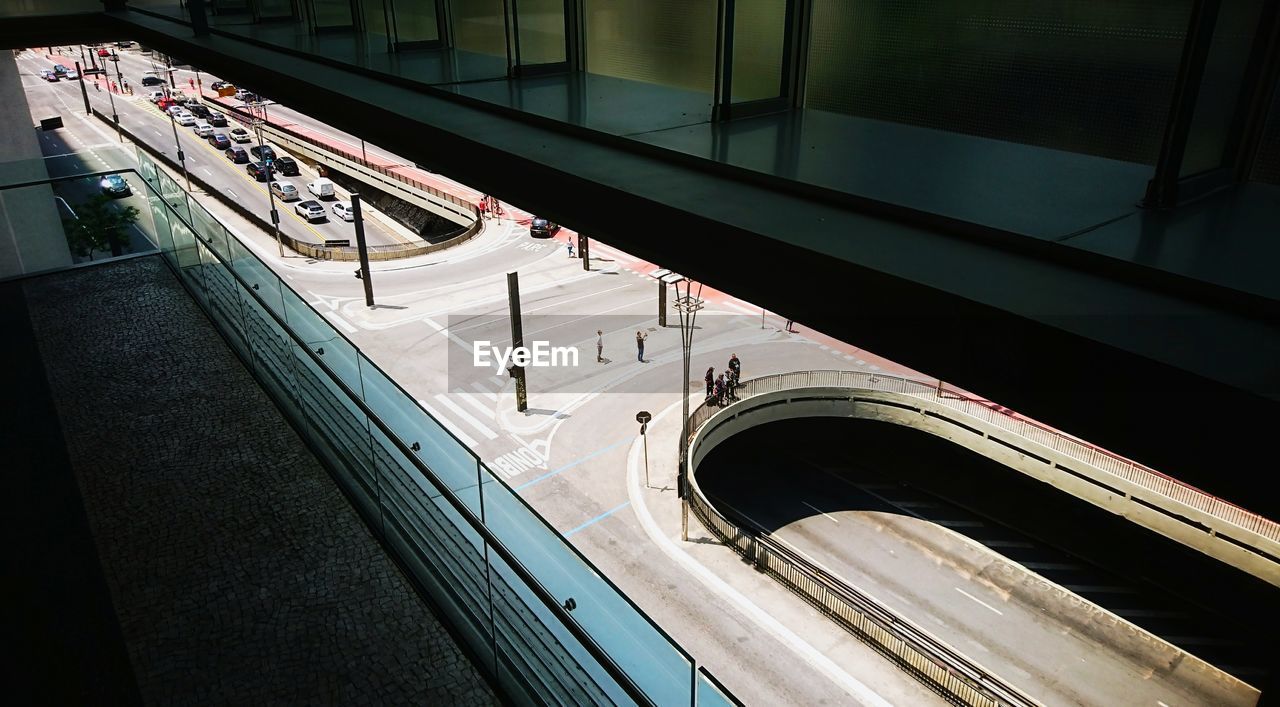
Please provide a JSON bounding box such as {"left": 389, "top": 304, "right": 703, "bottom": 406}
{"left": 169, "top": 111, "right": 191, "bottom": 191}
{"left": 251, "top": 102, "right": 284, "bottom": 257}
{"left": 105, "top": 69, "right": 121, "bottom": 142}
{"left": 673, "top": 279, "right": 704, "bottom": 542}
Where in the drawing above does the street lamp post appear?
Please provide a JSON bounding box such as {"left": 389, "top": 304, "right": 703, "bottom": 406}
{"left": 105, "top": 71, "right": 121, "bottom": 142}
{"left": 252, "top": 105, "right": 284, "bottom": 257}
{"left": 169, "top": 112, "right": 191, "bottom": 191}
{"left": 673, "top": 279, "right": 704, "bottom": 542}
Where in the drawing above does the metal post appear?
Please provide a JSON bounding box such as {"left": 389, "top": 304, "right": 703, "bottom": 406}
{"left": 75, "top": 61, "right": 90, "bottom": 115}
{"left": 643, "top": 423, "right": 650, "bottom": 489}
{"left": 352, "top": 194, "right": 375, "bottom": 307}
{"left": 114, "top": 52, "right": 125, "bottom": 95}
{"left": 257, "top": 119, "right": 283, "bottom": 257}
{"left": 360, "top": 138, "right": 367, "bottom": 162}
{"left": 658, "top": 279, "right": 668, "bottom": 327}
{"left": 761, "top": 308, "right": 766, "bottom": 329}
{"left": 579, "top": 233, "right": 589, "bottom": 270}
{"left": 674, "top": 281, "right": 704, "bottom": 542}
{"left": 507, "top": 272, "right": 529, "bottom": 412}
{"left": 105, "top": 75, "right": 121, "bottom": 141}
{"left": 170, "top": 112, "right": 191, "bottom": 191}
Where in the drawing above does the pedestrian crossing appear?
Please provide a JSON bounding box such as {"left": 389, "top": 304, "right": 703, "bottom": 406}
{"left": 415, "top": 376, "right": 508, "bottom": 450}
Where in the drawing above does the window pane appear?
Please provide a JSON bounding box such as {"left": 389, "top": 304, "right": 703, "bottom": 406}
{"left": 585, "top": 0, "right": 717, "bottom": 94}
{"left": 731, "top": 0, "right": 787, "bottom": 102}
{"left": 454, "top": 0, "right": 509, "bottom": 58}
{"left": 391, "top": 0, "right": 439, "bottom": 43}
{"left": 516, "top": 0, "right": 566, "bottom": 65}
{"left": 311, "top": 0, "right": 354, "bottom": 28}
{"left": 806, "top": 0, "right": 1193, "bottom": 164}
{"left": 1180, "top": 0, "right": 1264, "bottom": 176}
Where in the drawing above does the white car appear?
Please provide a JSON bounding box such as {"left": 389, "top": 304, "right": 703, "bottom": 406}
{"left": 193, "top": 121, "right": 213, "bottom": 137}
{"left": 229, "top": 127, "right": 251, "bottom": 143}
{"left": 331, "top": 201, "right": 354, "bottom": 221}
{"left": 65, "top": 70, "right": 79, "bottom": 80}
{"left": 174, "top": 112, "right": 197, "bottom": 127}
{"left": 294, "top": 200, "right": 326, "bottom": 222}
{"left": 166, "top": 105, "right": 185, "bottom": 116}
{"left": 147, "top": 90, "right": 166, "bottom": 103}
{"left": 269, "top": 180, "right": 299, "bottom": 202}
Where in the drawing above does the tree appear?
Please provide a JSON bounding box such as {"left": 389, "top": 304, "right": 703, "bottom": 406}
{"left": 63, "top": 193, "right": 140, "bottom": 260}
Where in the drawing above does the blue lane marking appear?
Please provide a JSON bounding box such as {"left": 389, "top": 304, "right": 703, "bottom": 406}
{"left": 564, "top": 501, "right": 631, "bottom": 537}
{"left": 514, "top": 436, "right": 632, "bottom": 491}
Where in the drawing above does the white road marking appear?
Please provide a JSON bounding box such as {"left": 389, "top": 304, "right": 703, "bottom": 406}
{"left": 226, "top": 189, "right": 237, "bottom": 198}
{"left": 415, "top": 398, "right": 477, "bottom": 447}
{"left": 422, "top": 316, "right": 475, "bottom": 352}
{"left": 322, "top": 310, "right": 357, "bottom": 333}
{"left": 468, "top": 381, "right": 498, "bottom": 401}
{"left": 203, "top": 168, "right": 213, "bottom": 176}
{"left": 453, "top": 389, "right": 495, "bottom": 419}
{"left": 954, "top": 587, "right": 1004, "bottom": 616}
{"left": 801, "top": 500, "right": 840, "bottom": 523}
{"left": 433, "top": 394, "right": 498, "bottom": 440}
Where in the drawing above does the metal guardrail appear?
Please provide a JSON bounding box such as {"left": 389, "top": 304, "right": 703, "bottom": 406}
{"left": 688, "top": 370, "right": 1280, "bottom": 545}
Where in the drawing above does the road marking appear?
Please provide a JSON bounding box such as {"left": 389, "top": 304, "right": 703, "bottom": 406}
{"left": 468, "top": 381, "right": 498, "bottom": 401}
{"left": 226, "top": 189, "right": 237, "bottom": 199}
{"left": 564, "top": 501, "right": 631, "bottom": 537}
{"left": 322, "top": 311, "right": 357, "bottom": 333}
{"left": 954, "top": 587, "right": 1004, "bottom": 616}
{"left": 801, "top": 500, "right": 839, "bottom": 523}
{"left": 422, "top": 316, "right": 477, "bottom": 352}
{"left": 514, "top": 436, "right": 631, "bottom": 491}
{"left": 433, "top": 394, "right": 498, "bottom": 440}
{"left": 203, "top": 168, "right": 213, "bottom": 176}
{"left": 415, "top": 398, "right": 477, "bottom": 447}
{"left": 453, "top": 389, "right": 495, "bottom": 419}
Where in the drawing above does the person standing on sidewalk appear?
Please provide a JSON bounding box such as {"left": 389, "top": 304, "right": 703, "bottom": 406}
{"left": 596, "top": 330, "right": 604, "bottom": 362}
{"left": 704, "top": 367, "right": 715, "bottom": 399}
{"left": 636, "top": 331, "right": 647, "bottom": 362}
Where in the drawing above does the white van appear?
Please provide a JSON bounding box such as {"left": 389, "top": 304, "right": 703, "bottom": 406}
{"left": 307, "top": 178, "right": 334, "bottom": 200}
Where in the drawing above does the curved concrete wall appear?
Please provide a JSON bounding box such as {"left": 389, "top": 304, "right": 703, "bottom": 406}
{"left": 689, "top": 386, "right": 1280, "bottom": 588}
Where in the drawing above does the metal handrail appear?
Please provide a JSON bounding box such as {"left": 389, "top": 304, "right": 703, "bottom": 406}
{"left": 689, "top": 370, "right": 1280, "bottom": 544}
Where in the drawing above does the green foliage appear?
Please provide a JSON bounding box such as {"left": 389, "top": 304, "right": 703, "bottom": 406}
{"left": 63, "top": 192, "right": 140, "bottom": 259}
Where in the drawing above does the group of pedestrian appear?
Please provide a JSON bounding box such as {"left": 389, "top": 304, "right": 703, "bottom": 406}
{"left": 478, "top": 194, "right": 503, "bottom": 219}
{"left": 704, "top": 353, "right": 742, "bottom": 407}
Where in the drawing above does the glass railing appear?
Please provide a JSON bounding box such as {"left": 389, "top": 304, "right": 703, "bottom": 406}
{"left": 131, "top": 147, "right": 737, "bottom": 705}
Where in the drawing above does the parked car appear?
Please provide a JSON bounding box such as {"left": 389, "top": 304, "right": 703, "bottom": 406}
{"left": 207, "top": 111, "right": 228, "bottom": 127}
{"left": 100, "top": 174, "right": 131, "bottom": 198}
{"left": 225, "top": 145, "right": 248, "bottom": 163}
{"left": 269, "top": 181, "right": 300, "bottom": 202}
{"left": 173, "top": 112, "right": 197, "bottom": 127}
{"left": 40, "top": 70, "right": 58, "bottom": 82}
{"left": 295, "top": 200, "right": 326, "bottom": 222}
{"left": 141, "top": 76, "right": 164, "bottom": 87}
{"left": 246, "top": 162, "right": 268, "bottom": 181}
{"left": 273, "top": 155, "right": 299, "bottom": 176}
{"left": 530, "top": 217, "right": 560, "bottom": 237}
{"left": 249, "top": 145, "right": 276, "bottom": 162}
{"left": 306, "top": 178, "right": 334, "bottom": 200}
{"left": 331, "top": 201, "right": 354, "bottom": 222}
{"left": 229, "top": 127, "right": 251, "bottom": 143}
{"left": 208, "top": 133, "right": 231, "bottom": 150}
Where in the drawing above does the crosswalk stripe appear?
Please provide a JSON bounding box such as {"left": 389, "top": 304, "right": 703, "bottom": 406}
{"left": 434, "top": 394, "right": 498, "bottom": 440}
{"left": 454, "top": 389, "right": 495, "bottom": 419}
{"left": 416, "top": 399, "right": 477, "bottom": 447}
{"left": 468, "top": 381, "right": 498, "bottom": 401}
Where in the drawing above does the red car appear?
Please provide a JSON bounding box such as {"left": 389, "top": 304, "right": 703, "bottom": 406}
{"left": 97, "top": 48, "right": 110, "bottom": 57}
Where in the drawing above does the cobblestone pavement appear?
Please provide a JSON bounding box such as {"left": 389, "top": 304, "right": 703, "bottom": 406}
{"left": 24, "top": 256, "right": 496, "bottom": 706}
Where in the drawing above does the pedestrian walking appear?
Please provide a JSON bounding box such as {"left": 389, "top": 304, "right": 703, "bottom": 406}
{"left": 567, "top": 238, "right": 575, "bottom": 258}
{"left": 636, "top": 331, "right": 647, "bottom": 362}
{"left": 596, "top": 330, "right": 604, "bottom": 362}
{"left": 478, "top": 195, "right": 489, "bottom": 219}
{"left": 785, "top": 319, "right": 796, "bottom": 333}
{"left": 704, "top": 367, "right": 715, "bottom": 399}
